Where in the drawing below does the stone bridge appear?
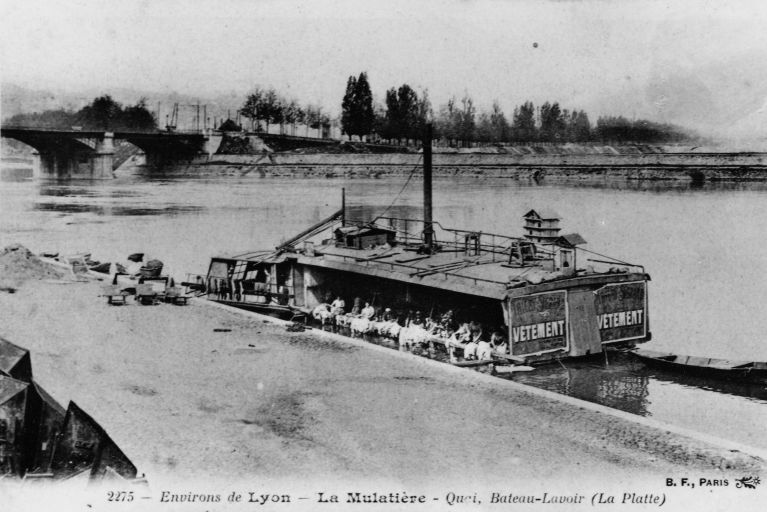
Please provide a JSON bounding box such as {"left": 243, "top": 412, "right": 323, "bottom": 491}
{"left": 0, "top": 127, "right": 212, "bottom": 178}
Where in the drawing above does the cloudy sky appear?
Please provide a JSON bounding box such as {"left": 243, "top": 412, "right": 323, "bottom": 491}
{"left": 3, "top": 0, "right": 767, "bottom": 137}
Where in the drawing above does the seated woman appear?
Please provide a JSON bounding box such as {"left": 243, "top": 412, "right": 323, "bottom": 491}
{"left": 360, "top": 301, "right": 376, "bottom": 320}
{"left": 448, "top": 323, "right": 471, "bottom": 343}
{"left": 330, "top": 296, "right": 346, "bottom": 316}
{"left": 409, "top": 311, "right": 425, "bottom": 328}
{"left": 350, "top": 297, "right": 362, "bottom": 316}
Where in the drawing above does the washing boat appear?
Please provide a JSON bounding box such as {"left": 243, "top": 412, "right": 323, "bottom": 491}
{"left": 200, "top": 126, "right": 651, "bottom": 365}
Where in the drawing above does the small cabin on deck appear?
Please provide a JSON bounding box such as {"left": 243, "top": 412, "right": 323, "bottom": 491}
{"left": 554, "top": 233, "right": 586, "bottom": 276}
{"left": 334, "top": 226, "right": 396, "bottom": 250}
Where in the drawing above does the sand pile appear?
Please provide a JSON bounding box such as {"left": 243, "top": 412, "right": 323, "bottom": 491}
{"left": 0, "top": 244, "right": 66, "bottom": 291}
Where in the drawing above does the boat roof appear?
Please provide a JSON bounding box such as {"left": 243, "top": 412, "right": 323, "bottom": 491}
{"left": 0, "top": 336, "right": 29, "bottom": 376}
{"left": 295, "top": 243, "right": 642, "bottom": 300}
{"left": 557, "top": 233, "right": 587, "bottom": 246}
{"left": 0, "top": 374, "right": 28, "bottom": 404}
{"left": 335, "top": 225, "right": 395, "bottom": 236}
{"left": 524, "top": 208, "right": 560, "bottom": 220}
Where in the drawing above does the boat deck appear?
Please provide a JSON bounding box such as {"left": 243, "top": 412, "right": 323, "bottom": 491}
{"left": 295, "top": 242, "right": 642, "bottom": 299}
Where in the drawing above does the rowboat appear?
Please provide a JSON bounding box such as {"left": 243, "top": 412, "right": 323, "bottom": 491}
{"left": 630, "top": 348, "right": 767, "bottom": 384}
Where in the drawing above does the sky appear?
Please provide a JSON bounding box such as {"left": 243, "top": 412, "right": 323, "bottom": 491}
{"left": 3, "top": 0, "right": 767, "bottom": 139}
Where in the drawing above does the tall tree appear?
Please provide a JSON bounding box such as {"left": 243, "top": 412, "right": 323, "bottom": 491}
{"left": 476, "top": 100, "right": 510, "bottom": 143}
{"left": 539, "top": 101, "right": 565, "bottom": 142}
{"left": 78, "top": 95, "right": 122, "bottom": 130}
{"left": 456, "top": 93, "right": 476, "bottom": 145}
{"left": 122, "top": 98, "right": 156, "bottom": 131}
{"left": 340, "top": 72, "right": 375, "bottom": 140}
{"left": 239, "top": 88, "right": 265, "bottom": 131}
{"left": 261, "top": 88, "right": 282, "bottom": 134}
{"left": 571, "top": 110, "right": 591, "bottom": 142}
{"left": 340, "top": 75, "right": 357, "bottom": 138}
{"left": 354, "top": 72, "right": 374, "bottom": 138}
{"left": 382, "top": 84, "right": 429, "bottom": 144}
{"left": 435, "top": 96, "right": 459, "bottom": 145}
{"left": 283, "top": 99, "right": 303, "bottom": 136}
{"left": 511, "top": 101, "right": 537, "bottom": 142}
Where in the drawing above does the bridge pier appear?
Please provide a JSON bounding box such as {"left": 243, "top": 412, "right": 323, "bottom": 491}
{"left": 28, "top": 133, "right": 115, "bottom": 179}
{"left": 90, "top": 133, "right": 115, "bottom": 178}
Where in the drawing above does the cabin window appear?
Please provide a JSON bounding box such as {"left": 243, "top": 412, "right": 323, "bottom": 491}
{"left": 208, "top": 261, "right": 230, "bottom": 278}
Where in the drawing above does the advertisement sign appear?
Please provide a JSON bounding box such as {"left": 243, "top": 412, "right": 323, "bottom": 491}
{"left": 595, "top": 281, "right": 647, "bottom": 343}
{"left": 509, "top": 291, "right": 568, "bottom": 355}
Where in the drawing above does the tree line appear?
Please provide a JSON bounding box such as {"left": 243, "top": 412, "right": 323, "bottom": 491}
{"left": 6, "top": 95, "right": 157, "bottom": 131}
{"left": 337, "top": 72, "right": 692, "bottom": 145}
{"left": 238, "top": 87, "right": 331, "bottom": 137}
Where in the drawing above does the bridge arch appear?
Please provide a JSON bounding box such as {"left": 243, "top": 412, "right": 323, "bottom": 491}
{"left": 1, "top": 127, "right": 209, "bottom": 178}
{"left": 0, "top": 128, "right": 114, "bottom": 178}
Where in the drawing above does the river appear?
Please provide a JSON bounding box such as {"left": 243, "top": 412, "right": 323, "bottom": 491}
{"left": 2, "top": 163, "right": 767, "bottom": 450}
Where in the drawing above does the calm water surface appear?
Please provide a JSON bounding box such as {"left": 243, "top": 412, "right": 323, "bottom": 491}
{"left": 2, "top": 166, "right": 767, "bottom": 449}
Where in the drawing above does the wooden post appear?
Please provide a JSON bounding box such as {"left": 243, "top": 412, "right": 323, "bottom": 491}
{"left": 341, "top": 187, "right": 346, "bottom": 227}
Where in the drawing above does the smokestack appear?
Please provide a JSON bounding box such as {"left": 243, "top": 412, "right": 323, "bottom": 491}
{"left": 423, "top": 123, "right": 434, "bottom": 251}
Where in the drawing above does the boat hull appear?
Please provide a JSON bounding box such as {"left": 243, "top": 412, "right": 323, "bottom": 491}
{"left": 630, "top": 348, "right": 767, "bottom": 384}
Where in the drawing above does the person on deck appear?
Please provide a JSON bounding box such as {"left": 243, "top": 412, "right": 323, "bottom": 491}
{"left": 476, "top": 338, "right": 493, "bottom": 360}
{"left": 463, "top": 338, "right": 479, "bottom": 360}
{"left": 410, "top": 311, "right": 425, "bottom": 328}
{"left": 361, "top": 302, "right": 376, "bottom": 320}
{"left": 331, "top": 296, "right": 346, "bottom": 316}
{"left": 350, "top": 297, "right": 362, "bottom": 316}
{"left": 491, "top": 331, "right": 508, "bottom": 355}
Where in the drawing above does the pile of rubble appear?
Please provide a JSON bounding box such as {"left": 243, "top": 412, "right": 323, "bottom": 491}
{"left": 0, "top": 244, "right": 65, "bottom": 292}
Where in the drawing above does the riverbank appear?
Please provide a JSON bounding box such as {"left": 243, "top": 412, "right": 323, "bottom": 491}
{"left": 0, "top": 272, "right": 764, "bottom": 493}
{"left": 159, "top": 151, "right": 767, "bottom": 182}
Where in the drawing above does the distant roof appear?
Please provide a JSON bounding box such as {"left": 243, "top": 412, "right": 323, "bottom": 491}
{"left": 557, "top": 233, "right": 587, "bottom": 246}
{"left": 524, "top": 208, "right": 560, "bottom": 220}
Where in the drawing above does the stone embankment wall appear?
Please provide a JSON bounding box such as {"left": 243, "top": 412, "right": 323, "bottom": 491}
{"left": 191, "top": 152, "right": 767, "bottom": 181}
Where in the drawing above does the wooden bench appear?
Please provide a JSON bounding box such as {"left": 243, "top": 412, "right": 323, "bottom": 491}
{"left": 136, "top": 284, "right": 162, "bottom": 305}
{"left": 102, "top": 285, "right": 129, "bottom": 305}
{"left": 165, "top": 287, "right": 190, "bottom": 305}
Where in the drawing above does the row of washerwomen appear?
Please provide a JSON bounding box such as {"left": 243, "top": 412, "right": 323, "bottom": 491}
{"left": 311, "top": 296, "right": 509, "bottom": 362}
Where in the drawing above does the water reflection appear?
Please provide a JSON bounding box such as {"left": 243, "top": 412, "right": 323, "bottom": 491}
{"left": 0, "top": 168, "right": 33, "bottom": 182}
{"left": 33, "top": 202, "right": 205, "bottom": 216}
{"left": 504, "top": 354, "right": 651, "bottom": 416}
{"left": 346, "top": 204, "right": 422, "bottom": 223}
{"left": 507, "top": 352, "right": 767, "bottom": 416}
